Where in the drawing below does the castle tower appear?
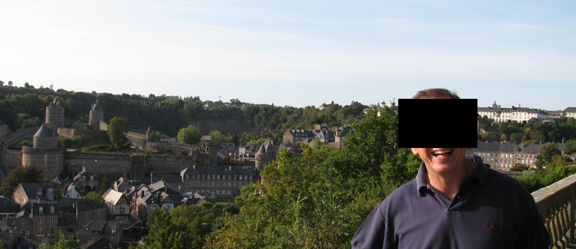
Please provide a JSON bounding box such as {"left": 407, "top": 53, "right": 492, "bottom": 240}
{"left": 89, "top": 99, "right": 104, "bottom": 130}
{"left": 255, "top": 144, "right": 269, "bottom": 171}
{"left": 265, "top": 139, "right": 277, "bottom": 161}
{"left": 145, "top": 127, "right": 153, "bottom": 142}
{"left": 22, "top": 124, "right": 65, "bottom": 181}
{"left": 45, "top": 100, "right": 65, "bottom": 130}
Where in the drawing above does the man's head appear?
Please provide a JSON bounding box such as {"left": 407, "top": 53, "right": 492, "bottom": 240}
{"left": 412, "top": 88, "right": 460, "bottom": 100}
{"left": 409, "top": 88, "right": 469, "bottom": 176}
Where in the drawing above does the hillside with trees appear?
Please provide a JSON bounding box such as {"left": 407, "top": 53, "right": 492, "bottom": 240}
{"left": 0, "top": 82, "right": 367, "bottom": 142}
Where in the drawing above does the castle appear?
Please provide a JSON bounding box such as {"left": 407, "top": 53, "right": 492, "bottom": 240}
{"left": 1, "top": 100, "right": 222, "bottom": 182}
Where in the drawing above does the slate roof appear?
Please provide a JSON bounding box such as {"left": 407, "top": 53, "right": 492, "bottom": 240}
{"left": 255, "top": 144, "right": 266, "bottom": 156}
{"left": 30, "top": 202, "right": 59, "bottom": 215}
{"left": 15, "top": 183, "right": 55, "bottom": 201}
{"left": 180, "top": 166, "right": 256, "bottom": 177}
{"left": 564, "top": 107, "right": 576, "bottom": 113}
{"left": 34, "top": 124, "right": 53, "bottom": 138}
{"left": 76, "top": 199, "right": 107, "bottom": 212}
{"left": 0, "top": 196, "right": 20, "bottom": 213}
{"left": 86, "top": 236, "right": 114, "bottom": 249}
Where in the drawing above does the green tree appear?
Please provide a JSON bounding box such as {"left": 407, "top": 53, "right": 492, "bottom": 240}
{"left": 85, "top": 191, "right": 104, "bottom": 203}
{"left": 209, "top": 130, "right": 226, "bottom": 143}
{"left": 99, "top": 174, "right": 111, "bottom": 194}
{"left": 207, "top": 101, "right": 420, "bottom": 248}
{"left": 142, "top": 206, "right": 217, "bottom": 249}
{"left": 177, "top": 125, "right": 202, "bottom": 145}
{"left": 1, "top": 165, "right": 43, "bottom": 198}
{"left": 38, "top": 231, "right": 83, "bottom": 249}
{"left": 535, "top": 144, "right": 562, "bottom": 169}
{"left": 107, "top": 117, "right": 129, "bottom": 149}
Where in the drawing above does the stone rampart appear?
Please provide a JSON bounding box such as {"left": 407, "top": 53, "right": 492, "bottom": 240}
{"left": 1, "top": 149, "right": 23, "bottom": 171}
{"left": 64, "top": 152, "right": 131, "bottom": 177}
{"left": 22, "top": 147, "right": 66, "bottom": 181}
{"left": 58, "top": 129, "right": 108, "bottom": 140}
{"left": 144, "top": 155, "right": 195, "bottom": 174}
{"left": 2, "top": 127, "right": 39, "bottom": 145}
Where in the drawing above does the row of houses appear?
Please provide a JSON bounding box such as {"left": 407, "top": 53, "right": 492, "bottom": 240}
{"left": 468, "top": 140, "right": 573, "bottom": 170}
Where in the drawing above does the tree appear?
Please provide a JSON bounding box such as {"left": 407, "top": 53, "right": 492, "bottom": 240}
{"left": 38, "top": 231, "right": 82, "bottom": 249}
{"left": 85, "top": 191, "right": 104, "bottom": 203}
{"left": 209, "top": 130, "right": 226, "bottom": 143}
{"left": 107, "top": 117, "right": 129, "bottom": 149}
{"left": 206, "top": 101, "right": 420, "bottom": 248}
{"left": 99, "top": 174, "right": 110, "bottom": 194}
{"left": 1, "top": 165, "right": 43, "bottom": 197}
{"left": 142, "top": 206, "right": 218, "bottom": 249}
{"left": 535, "top": 144, "right": 562, "bottom": 169}
{"left": 232, "top": 130, "right": 239, "bottom": 146}
{"left": 177, "top": 125, "right": 201, "bottom": 145}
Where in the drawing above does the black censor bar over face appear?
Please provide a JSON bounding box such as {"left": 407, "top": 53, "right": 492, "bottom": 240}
{"left": 398, "top": 99, "right": 478, "bottom": 148}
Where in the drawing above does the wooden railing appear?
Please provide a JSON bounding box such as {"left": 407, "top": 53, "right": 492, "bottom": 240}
{"left": 532, "top": 174, "right": 576, "bottom": 249}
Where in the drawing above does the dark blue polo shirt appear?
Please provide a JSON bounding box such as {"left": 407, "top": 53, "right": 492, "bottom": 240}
{"left": 351, "top": 155, "right": 550, "bottom": 249}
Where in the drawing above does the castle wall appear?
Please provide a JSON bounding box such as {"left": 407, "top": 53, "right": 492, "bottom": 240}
{"left": 22, "top": 147, "right": 66, "bottom": 181}
{"left": 64, "top": 152, "right": 131, "bottom": 177}
{"left": 1, "top": 149, "right": 23, "bottom": 171}
{"left": 58, "top": 128, "right": 108, "bottom": 140}
{"left": 143, "top": 155, "right": 196, "bottom": 174}
{"left": 33, "top": 136, "right": 59, "bottom": 148}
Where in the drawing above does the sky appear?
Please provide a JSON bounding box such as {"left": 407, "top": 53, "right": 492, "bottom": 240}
{"left": 1, "top": 0, "right": 575, "bottom": 110}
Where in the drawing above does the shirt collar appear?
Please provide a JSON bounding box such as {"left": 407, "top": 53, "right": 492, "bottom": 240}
{"left": 416, "top": 155, "right": 488, "bottom": 196}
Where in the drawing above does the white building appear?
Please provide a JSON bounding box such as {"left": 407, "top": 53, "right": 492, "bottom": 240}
{"left": 478, "top": 102, "right": 549, "bottom": 123}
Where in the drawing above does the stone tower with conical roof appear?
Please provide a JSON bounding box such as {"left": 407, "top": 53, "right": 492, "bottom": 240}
{"left": 22, "top": 103, "right": 66, "bottom": 181}
{"left": 89, "top": 99, "right": 104, "bottom": 130}
{"left": 265, "top": 139, "right": 277, "bottom": 161}
{"left": 255, "top": 143, "right": 269, "bottom": 171}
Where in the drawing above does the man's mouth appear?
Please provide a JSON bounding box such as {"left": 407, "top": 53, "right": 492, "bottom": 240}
{"left": 431, "top": 149, "right": 453, "bottom": 158}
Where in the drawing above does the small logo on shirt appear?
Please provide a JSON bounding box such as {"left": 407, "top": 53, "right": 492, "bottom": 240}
{"left": 488, "top": 221, "right": 493, "bottom": 229}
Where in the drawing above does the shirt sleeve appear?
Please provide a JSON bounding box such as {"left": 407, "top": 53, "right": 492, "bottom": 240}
{"left": 351, "top": 202, "right": 395, "bottom": 249}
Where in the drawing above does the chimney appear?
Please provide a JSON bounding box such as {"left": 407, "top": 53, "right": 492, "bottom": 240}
{"left": 229, "top": 166, "right": 232, "bottom": 171}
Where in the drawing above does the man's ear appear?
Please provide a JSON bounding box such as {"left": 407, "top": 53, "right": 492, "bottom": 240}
{"left": 411, "top": 148, "right": 418, "bottom": 155}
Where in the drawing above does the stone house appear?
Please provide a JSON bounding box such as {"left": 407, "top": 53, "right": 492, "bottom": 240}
{"left": 76, "top": 220, "right": 120, "bottom": 246}
{"left": 12, "top": 183, "right": 55, "bottom": 205}
{"left": 179, "top": 166, "right": 257, "bottom": 199}
{"left": 73, "top": 168, "right": 99, "bottom": 192}
{"left": 283, "top": 129, "right": 315, "bottom": 144}
{"left": 101, "top": 190, "right": 131, "bottom": 224}
{"left": 76, "top": 199, "right": 108, "bottom": 226}
{"left": 13, "top": 202, "right": 59, "bottom": 237}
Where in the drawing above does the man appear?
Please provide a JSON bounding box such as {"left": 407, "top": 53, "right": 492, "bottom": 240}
{"left": 351, "top": 88, "right": 550, "bottom": 249}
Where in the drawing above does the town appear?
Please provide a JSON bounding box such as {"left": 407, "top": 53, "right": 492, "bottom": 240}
{"left": 1, "top": 90, "right": 576, "bottom": 248}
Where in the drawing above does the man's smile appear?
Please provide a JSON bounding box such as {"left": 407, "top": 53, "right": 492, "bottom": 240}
{"left": 431, "top": 149, "right": 454, "bottom": 158}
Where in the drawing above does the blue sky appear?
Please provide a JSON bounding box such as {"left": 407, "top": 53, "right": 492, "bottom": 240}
{"left": 1, "top": 0, "right": 575, "bottom": 110}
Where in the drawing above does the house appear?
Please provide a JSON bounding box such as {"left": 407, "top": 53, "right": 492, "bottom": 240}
{"left": 73, "top": 168, "right": 99, "bottom": 192}
{"left": 76, "top": 199, "right": 108, "bottom": 226}
{"left": 76, "top": 220, "right": 120, "bottom": 246}
{"left": 101, "top": 190, "right": 131, "bottom": 224}
{"left": 13, "top": 183, "right": 55, "bottom": 205}
{"left": 283, "top": 129, "right": 315, "bottom": 144}
{"left": 13, "top": 201, "right": 59, "bottom": 237}
{"left": 179, "top": 166, "right": 258, "bottom": 199}
{"left": 62, "top": 184, "right": 83, "bottom": 199}
{"left": 564, "top": 107, "right": 576, "bottom": 119}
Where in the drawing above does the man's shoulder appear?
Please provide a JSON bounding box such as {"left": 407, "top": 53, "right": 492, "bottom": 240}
{"left": 486, "top": 168, "right": 527, "bottom": 189}
{"left": 380, "top": 179, "right": 418, "bottom": 206}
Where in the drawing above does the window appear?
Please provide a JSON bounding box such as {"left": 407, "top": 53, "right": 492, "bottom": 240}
{"left": 51, "top": 218, "right": 55, "bottom": 224}
{"left": 202, "top": 175, "right": 205, "bottom": 179}
{"left": 85, "top": 212, "right": 89, "bottom": 220}
{"left": 39, "top": 207, "right": 43, "bottom": 214}
{"left": 50, "top": 206, "right": 55, "bottom": 214}
{"left": 39, "top": 218, "right": 43, "bottom": 225}
{"left": 120, "top": 207, "right": 125, "bottom": 213}
{"left": 217, "top": 175, "right": 220, "bottom": 180}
